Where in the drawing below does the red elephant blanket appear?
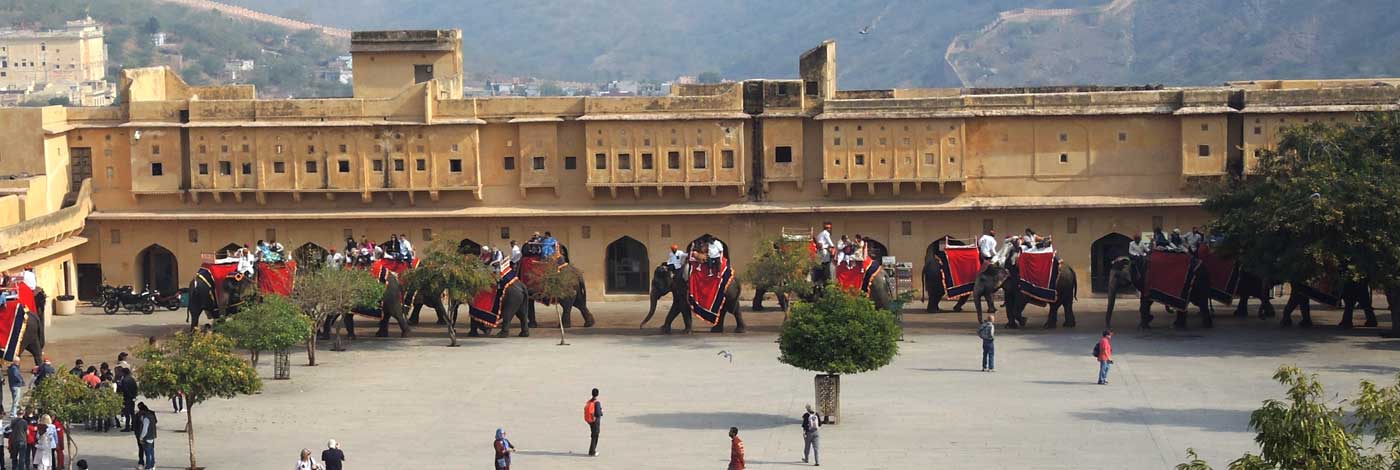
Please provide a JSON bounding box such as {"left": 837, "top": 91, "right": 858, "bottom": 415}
{"left": 1017, "top": 250, "right": 1060, "bottom": 304}
{"left": 197, "top": 262, "right": 242, "bottom": 301}
{"left": 1146, "top": 250, "right": 1200, "bottom": 310}
{"left": 940, "top": 245, "right": 982, "bottom": 300}
{"left": 0, "top": 284, "right": 34, "bottom": 362}
{"left": 1196, "top": 245, "right": 1239, "bottom": 304}
{"left": 352, "top": 258, "right": 418, "bottom": 319}
{"left": 470, "top": 267, "right": 519, "bottom": 328}
{"left": 835, "top": 256, "right": 882, "bottom": 295}
{"left": 256, "top": 261, "right": 297, "bottom": 296}
{"left": 688, "top": 257, "right": 734, "bottom": 326}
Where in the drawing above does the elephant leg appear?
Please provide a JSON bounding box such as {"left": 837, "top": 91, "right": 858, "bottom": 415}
{"left": 1299, "top": 300, "right": 1313, "bottom": 327}
{"left": 495, "top": 306, "right": 515, "bottom": 338}
{"left": 1044, "top": 303, "right": 1059, "bottom": 329}
{"left": 1363, "top": 295, "right": 1378, "bottom": 327}
{"left": 1234, "top": 295, "right": 1249, "bottom": 318}
{"left": 1139, "top": 298, "right": 1155, "bottom": 329}
{"left": 731, "top": 296, "right": 746, "bottom": 334}
{"left": 952, "top": 296, "right": 967, "bottom": 312}
{"left": 710, "top": 308, "right": 726, "bottom": 333}
{"left": 394, "top": 310, "right": 410, "bottom": 338}
{"left": 660, "top": 303, "right": 677, "bottom": 334}
{"left": 1340, "top": 299, "right": 1356, "bottom": 328}
{"left": 680, "top": 301, "right": 693, "bottom": 334}
{"left": 1281, "top": 294, "right": 1299, "bottom": 326}
{"left": 973, "top": 294, "right": 984, "bottom": 324}
{"left": 516, "top": 304, "right": 530, "bottom": 338}
{"left": 752, "top": 286, "right": 768, "bottom": 312}
{"left": 575, "top": 288, "right": 595, "bottom": 327}
{"left": 527, "top": 301, "right": 539, "bottom": 329}
{"left": 985, "top": 289, "right": 997, "bottom": 314}
{"left": 329, "top": 315, "right": 347, "bottom": 351}
{"left": 1259, "top": 295, "right": 1276, "bottom": 319}
{"left": 408, "top": 302, "right": 423, "bottom": 325}
{"left": 1172, "top": 306, "right": 1188, "bottom": 328}
{"left": 561, "top": 300, "right": 575, "bottom": 328}
{"left": 1198, "top": 298, "right": 1214, "bottom": 328}
{"left": 1063, "top": 300, "right": 1076, "bottom": 327}
{"left": 1105, "top": 289, "right": 1117, "bottom": 329}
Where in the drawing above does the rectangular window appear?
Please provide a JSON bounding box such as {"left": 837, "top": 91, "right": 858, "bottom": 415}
{"left": 417, "top": 145, "right": 425, "bottom": 153}
{"left": 775, "top": 146, "right": 793, "bottom": 163}
{"left": 343, "top": 228, "right": 355, "bottom": 240}
{"left": 721, "top": 150, "right": 735, "bottom": 169}
{"left": 275, "top": 145, "right": 284, "bottom": 154}
{"left": 1059, "top": 133, "right": 1068, "bottom": 142}
{"left": 855, "top": 137, "right": 864, "bottom": 147}
{"left": 150, "top": 162, "right": 163, "bottom": 176}
{"left": 854, "top": 154, "right": 865, "bottom": 165}
{"left": 641, "top": 153, "right": 654, "bottom": 170}
{"left": 273, "top": 161, "right": 286, "bottom": 173}
{"left": 1198, "top": 145, "right": 1211, "bottom": 157}
{"left": 564, "top": 156, "right": 577, "bottom": 170}
{"left": 305, "top": 161, "right": 318, "bottom": 173}
{"left": 595, "top": 153, "right": 607, "bottom": 170}
{"left": 188, "top": 229, "right": 199, "bottom": 243}
{"left": 923, "top": 153, "right": 935, "bottom": 165}
{"left": 198, "top": 144, "right": 206, "bottom": 154}
{"left": 1067, "top": 217, "right": 1079, "bottom": 234}
{"left": 900, "top": 221, "right": 912, "bottom": 236}
{"left": 416, "top": 159, "right": 427, "bottom": 171}
{"left": 266, "top": 229, "right": 277, "bottom": 241}
{"left": 394, "top": 159, "right": 406, "bottom": 171}
{"left": 661, "top": 223, "right": 672, "bottom": 238}
{"left": 581, "top": 225, "right": 591, "bottom": 239}
{"left": 693, "top": 151, "right": 707, "bottom": 169}
{"left": 667, "top": 152, "right": 681, "bottom": 169}
{"left": 1059, "top": 153, "right": 1069, "bottom": 163}
{"left": 1152, "top": 216, "right": 1164, "bottom": 230}
{"left": 221, "top": 144, "right": 229, "bottom": 153}
{"left": 422, "top": 228, "right": 433, "bottom": 241}
{"left": 805, "top": 81, "right": 818, "bottom": 96}
{"left": 308, "top": 145, "right": 316, "bottom": 154}
{"left": 109, "top": 229, "right": 120, "bottom": 245}
{"left": 1200, "top": 123, "right": 1210, "bottom": 131}
{"left": 339, "top": 144, "right": 348, "bottom": 153}
{"left": 503, "top": 156, "right": 515, "bottom": 170}
{"left": 643, "top": 138, "right": 651, "bottom": 147}
{"left": 197, "top": 163, "right": 208, "bottom": 175}
{"left": 1253, "top": 127, "right": 1262, "bottom": 135}
{"left": 776, "top": 83, "right": 790, "bottom": 96}
{"left": 532, "top": 156, "right": 545, "bottom": 171}
{"left": 833, "top": 137, "right": 841, "bottom": 146}
{"left": 618, "top": 153, "right": 631, "bottom": 170}
{"left": 1118, "top": 132, "right": 1128, "bottom": 142}
{"left": 242, "top": 144, "right": 250, "bottom": 152}
{"left": 338, "top": 160, "right": 350, "bottom": 173}
{"left": 151, "top": 145, "right": 161, "bottom": 155}
{"left": 451, "top": 144, "right": 460, "bottom": 152}
{"left": 879, "top": 137, "right": 887, "bottom": 146}
{"left": 372, "top": 160, "right": 384, "bottom": 172}
{"left": 449, "top": 159, "right": 462, "bottom": 172}
{"left": 499, "top": 227, "right": 510, "bottom": 240}
{"left": 241, "top": 163, "right": 252, "bottom": 175}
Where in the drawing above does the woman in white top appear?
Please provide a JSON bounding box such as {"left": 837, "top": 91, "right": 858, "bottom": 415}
{"left": 295, "top": 448, "right": 321, "bottom": 470}
{"left": 34, "top": 414, "right": 57, "bottom": 470}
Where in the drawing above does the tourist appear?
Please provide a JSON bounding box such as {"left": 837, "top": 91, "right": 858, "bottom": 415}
{"left": 1183, "top": 226, "right": 1203, "bottom": 253}
{"left": 32, "top": 357, "right": 55, "bottom": 387}
{"left": 8, "top": 413, "right": 27, "bottom": 470}
{"left": 326, "top": 249, "right": 343, "bottom": 270}
{"left": 117, "top": 368, "right": 138, "bottom": 432}
{"left": 295, "top": 448, "right": 318, "bottom": 470}
{"left": 977, "top": 229, "right": 998, "bottom": 264}
{"left": 116, "top": 352, "right": 131, "bottom": 371}
{"left": 494, "top": 428, "right": 514, "bottom": 470}
{"left": 6, "top": 362, "right": 22, "bottom": 418}
{"left": 667, "top": 244, "right": 687, "bottom": 273}
{"left": 33, "top": 414, "right": 54, "bottom": 470}
{"left": 383, "top": 234, "right": 401, "bottom": 260}
{"left": 344, "top": 237, "right": 357, "bottom": 254}
{"left": 509, "top": 240, "right": 521, "bottom": 268}
{"left": 728, "top": 427, "right": 745, "bottom": 470}
{"left": 399, "top": 234, "right": 414, "bottom": 260}
{"left": 1096, "top": 330, "right": 1114, "bottom": 385}
{"left": 1152, "top": 227, "right": 1170, "bottom": 249}
{"left": 67, "top": 360, "right": 84, "bottom": 377}
{"left": 816, "top": 223, "right": 834, "bottom": 265}
{"left": 80, "top": 367, "right": 99, "bottom": 388}
{"left": 171, "top": 390, "right": 185, "bottom": 414}
{"left": 0, "top": 414, "right": 8, "bottom": 470}
{"left": 801, "top": 405, "right": 820, "bottom": 466}
{"left": 584, "top": 388, "right": 603, "bottom": 456}
{"left": 321, "top": 439, "right": 345, "bottom": 470}
{"left": 980, "top": 314, "right": 996, "bottom": 372}
{"left": 542, "top": 231, "right": 559, "bottom": 258}
{"left": 135, "top": 402, "right": 156, "bottom": 470}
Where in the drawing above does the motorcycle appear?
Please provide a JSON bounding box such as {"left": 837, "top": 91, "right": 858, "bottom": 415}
{"left": 153, "top": 288, "right": 186, "bottom": 311}
{"left": 90, "top": 284, "right": 120, "bottom": 308}
{"left": 103, "top": 285, "right": 156, "bottom": 315}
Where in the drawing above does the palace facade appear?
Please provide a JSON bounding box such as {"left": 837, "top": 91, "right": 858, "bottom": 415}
{"left": 3, "top": 29, "right": 1398, "bottom": 304}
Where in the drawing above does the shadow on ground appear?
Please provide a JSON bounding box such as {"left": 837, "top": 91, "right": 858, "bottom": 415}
{"left": 1069, "top": 407, "right": 1252, "bottom": 433}
{"left": 623, "top": 412, "right": 792, "bottom": 430}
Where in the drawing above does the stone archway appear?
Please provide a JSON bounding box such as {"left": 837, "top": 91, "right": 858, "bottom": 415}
{"left": 1091, "top": 233, "right": 1134, "bottom": 293}
{"left": 863, "top": 237, "right": 889, "bottom": 260}
{"left": 605, "top": 236, "right": 649, "bottom": 294}
{"left": 137, "top": 244, "right": 178, "bottom": 294}
{"left": 294, "top": 242, "right": 329, "bottom": 271}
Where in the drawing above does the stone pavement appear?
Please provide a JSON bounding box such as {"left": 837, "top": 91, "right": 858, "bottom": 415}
{"left": 43, "top": 299, "right": 1400, "bottom": 469}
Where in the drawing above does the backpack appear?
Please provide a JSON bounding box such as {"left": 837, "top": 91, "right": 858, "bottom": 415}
{"left": 977, "top": 323, "right": 992, "bottom": 341}
{"left": 1091, "top": 342, "right": 1102, "bottom": 358}
{"left": 584, "top": 399, "right": 597, "bottom": 424}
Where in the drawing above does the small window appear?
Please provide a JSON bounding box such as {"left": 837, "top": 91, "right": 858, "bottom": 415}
{"left": 1059, "top": 153, "right": 1068, "bottom": 163}
{"left": 581, "top": 225, "right": 592, "bottom": 239}
{"left": 500, "top": 227, "right": 510, "bottom": 240}
{"left": 855, "top": 137, "right": 864, "bottom": 147}
{"left": 1198, "top": 145, "right": 1211, "bottom": 157}
{"left": 721, "top": 150, "right": 735, "bottom": 169}
{"left": 667, "top": 151, "right": 681, "bottom": 169}
{"left": 532, "top": 156, "right": 545, "bottom": 171}
{"left": 661, "top": 224, "right": 672, "bottom": 238}
{"left": 923, "top": 153, "right": 935, "bottom": 165}
{"left": 273, "top": 161, "right": 286, "bottom": 173}
{"left": 449, "top": 159, "right": 463, "bottom": 172}
{"left": 240, "top": 163, "right": 251, "bottom": 175}
{"left": 417, "top": 145, "right": 425, "bottom": 153}
{"left": 693, "top": 151, "right": 707, "bottom": 169}
{"left": 197, "top": 163, "right": 209, "bottom": 175}
{"left": 776, "top": 83, "right": 790, "bottom": 96}
{"left": 266, "top": 229, "right": 277, "bottom": 241}
{"left": 564, "top": 156, "right": 577, "bottom": 170}
{"left": 1118, "top": 132, "right": 1128, "bottom": 142}
{"left": 902, "top": 137, "right": 911, "bottom": 146}
{"left": 1152, "top": 216, "right": 1164, "bottom": 230}
{"left": 595, "top": 153, "right": 607, "bottom": 170}
{"left": 422, "top": 228, "right": 433, "bottom": 241}
{"left": 643, "top": 138, "right": 651, "bottom": 147}
{"left": 109, "top": 229, "right": 121, "bottom": 245}
{"left": 339, "top": 144, "right": 348, "bottom": 153}
{"left": 374, "top": 144, "right": 383, "bottom": 153}
{"left": 305, "top": 161, "right": 318, "bottom": 173}
{"left": 805, "top": 81, "right": 818, "bottom": 96}
{"left": 151, "top": 145, "right": 161, "bottom": 155}
{"left": 188, "top": 229, "right": 199, "bottom": 243}
{"left": 451, "top": 144, "right": 460, "bottom": 152}
{"left": 854, "top": 154, "right": 865, "bottom": 166}
{"left": 150, "top": 162, "right": 164, "bottom": 176}
{"left": 343, "top": 229, "right": 355, "bottom": 239}
{"left": 775, "top": 146, "right": 793, "bottom": 163}
{"left": 372, "top": 160, "right": 384, "bottom": 172}
{"left": 879, "top": 137, "right": 887, "bottom": 146}
{"left": 1067, "top": 217, "right": 1079, "bottom": 234}
{"left": 641, "top": 153, "right": 654, "bottom": 170}
{"left": 338, "top": 160, "right": 350, "bottom": 173}
{"left": 833, "top": 137, "right": 842, "bottom": 146}
{"left": 395, "top": 159, "right": 407, "bottom": 171}
{"left": 308, "top": 145, "right": 316, "bottom": 154}
{"left": 1058, "top": 133, "right": 1068, "bottom": 142}
{"left": 618, "top": 153, "right": 631, "bottom": 170}
{"left": 416, "top": 159, "right": 427, "bottom": 171}
{"left": 1253, "top": 127, "right": 1261, "bottom": 135}
{"left": 900, "top": 221, "right": 912, "bottom": 236}
{"left": 1200, "top": 123, "right": 1210, "bottom": 131}
{"left": 242, "top": 144, "right": 250, "bottom": 152}
{"left": 103, "top": 149, "right": 112, "bottom": 157}
{"left": 198, "top": 144, "right": 207, "bottom": 154}
{"left": 221, "top": 145, "right": 229, "bottom": 153}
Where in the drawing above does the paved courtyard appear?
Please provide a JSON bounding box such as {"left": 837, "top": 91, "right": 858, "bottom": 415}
{"left": 46, "top": 298, "right": 1400, "bottom": 469}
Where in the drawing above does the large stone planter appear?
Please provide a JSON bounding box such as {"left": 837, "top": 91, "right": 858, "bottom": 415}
{"left": 54, "top": 297, "right": 77, "bottom": 317}
{"left": 815, "top": 374, "right": 840, "bottom": 424}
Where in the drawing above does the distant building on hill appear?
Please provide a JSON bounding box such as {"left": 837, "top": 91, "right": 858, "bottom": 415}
{"left": 0, "top": 17, "right": 114, "bottom": 107}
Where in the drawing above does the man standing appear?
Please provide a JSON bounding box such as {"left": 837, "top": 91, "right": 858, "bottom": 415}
{"left": 509, "top": 240, "right": 521, "bottom": 269}
{"left": 728, "top": 427, "right": 745, "bottom": 470}
{"left": 32, "top": 357, "right": 54, "bottom": 387}
{"left": 584, "top": 388, "right": 603, "bottom": 456}
{"left": 977, "top": 230, "right": 998, "bottom": 264}
{"left": 6, "top": 363, "right": 21, "bottom": 418}
{"left": 8, "top": 414, "right": 26, "bottom": 470}
{"left": 135, "top": 402, "right": 156, "bottom": 470}
{"left": 815, "top": 223, "right": 834, "bottom": 265}
{"left": 321, "top": 439, "right": 345, "bottom": 470}
{"left": 1096, "top": 330, "right": 1114, "bottom": 385}
{"left": 980, "top": 315, "right": 996, "bottom": 372}
{"left": 801, "top": 405, "right": 820, "bottom": 466}
{"left": 117, "top": 368, "right": 138, "bottom": 432}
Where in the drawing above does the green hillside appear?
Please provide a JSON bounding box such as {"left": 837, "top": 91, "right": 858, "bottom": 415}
{"left": 0, "top": 0, "right": 349, "bottom": 99}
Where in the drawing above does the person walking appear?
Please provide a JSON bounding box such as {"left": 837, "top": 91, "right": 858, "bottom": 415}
{"left": 6, "top": 363, "right": 22, "bottom": 418}
{"left": 801, "top": 405, "right": 820, "bottom": 466}
{"left": 728, "top": 427, "right": 745, "bottom": 470}
{"left": 295, "top": 448, "right": 319, "bottom": 470}
{"left": 979, "top": 315, "right": 996, "bottom": 372}
{"left": 321, "top": 439, "right": 345, "bottom": 470}
{"left": 493, "top": 428, "right": 514, "bottom": 470}
{"left": 8, "top": 414, "right": 26, "bottom": 470}
{"left": 1095, "top": 330, "right": 1114, "bottom": 385}
{"left": 584, "top": 388, "right": 603, "bottom": 457}
{"left": 135, "top": 402, "right": 156, "bottom": 470}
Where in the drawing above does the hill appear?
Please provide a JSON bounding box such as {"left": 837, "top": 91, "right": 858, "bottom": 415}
{"left": 0, "top": 0, "right": 349, "bottom": 99}
{"left": 221, "top": 0, "right": 1400, "bottom": 88}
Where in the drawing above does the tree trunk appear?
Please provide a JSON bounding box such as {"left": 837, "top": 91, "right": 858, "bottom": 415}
{"left": 65, "top": 433, "right": 77, "bottom": 470}
{"left": 556, "top": 305, "right": 568, "bottom": 346}
{"left": 306, "top": 332, "right": 317, "bottom": 366}
{"left": 250, "top": 350, "right": 260, "bottom": 367}
{"left": 187, "top": 404, "right": 198, "bottom": 470}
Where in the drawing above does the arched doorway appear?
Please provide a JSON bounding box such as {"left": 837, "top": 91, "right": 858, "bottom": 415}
{"left": 217, "top": 243, "right": 242, "bottom": 258}
{"left": 605, "top": 236, "right": 649, "bottom": 294}
{"left": 863, "top": 238, "right": 889, "bottom": 260}
{"left": 137, "top": 244, "right": 178, "bottom": 294}
{"left": 457, "top": 238, "right": 482, "bottom": 256}
{"left": 294, "top": 242, "right": 328, "bottom": 271}
{"left": 1091, "top": 233, "right": 1134, "bottom": 293}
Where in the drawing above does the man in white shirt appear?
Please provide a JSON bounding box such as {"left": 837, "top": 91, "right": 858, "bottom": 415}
{"left": 326, "top": 250, "right": 344, "bottom": 270}
{"left": 236, "top": 249, "right": 255, "bottom": 276}
{"left": 510, "top": 240, "right": 522, "bottom": 268}
{"left": 835, "top": 235, "right": 851, "bottom": 268}
{"left": 977, "top": 230, "right": 998, "bottom": 263}
{"left": 398, "top": 234, "right": 414, "bottom": 260}
{"left": 667, "top": 244, "right": 687, "bottom": 271}
{"left": 815, "top": 223, "right": 834, "bottom": 262}
{"left": 20, "top": 266, "right": 37, "bottom": 290}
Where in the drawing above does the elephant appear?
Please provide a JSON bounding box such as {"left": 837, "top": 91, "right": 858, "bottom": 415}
{"left": 1104, "top": 255, "right": 1214, "bottom": 329}
{"left": 320, "top": 274, "right": 411, "bottom": 346}
{"left": 1004, "top": 251, "right": 1078, "bottom": 329}
{"left": 187, "top": 270, "right": 253, "bottom": 332}
{"left": 1231, "top": 271, "right": 1278, "bottom": 319}
{"left": 522, "top": 264, "right": 595, "bottom": 329}
{"left": 644, "top": 264, "right": 678, "bottom": 326}
{"left": 406, "top": 286, "right": 452, "bottom": 326}
{"left": 2, "top": 307, "right": 44, "bottom": 367}
{"left": 922, "top": 254, "right": 1008, "bottom": 317}
{"left": 1280, "top": 278, "right": 1376, "bottom": 328}
{"left": 646, "top": 262, "right": 745, "bottom": 334}
{"left": 442, "top": 281, "right": 532, "bottom": 339}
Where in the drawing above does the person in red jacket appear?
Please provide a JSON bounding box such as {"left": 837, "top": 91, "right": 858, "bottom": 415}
{"left": 728, "top": 427, "right": 745, "bottom": 470}
{"left": 1096, "top": 330, "right": 1114, "bottom": 385}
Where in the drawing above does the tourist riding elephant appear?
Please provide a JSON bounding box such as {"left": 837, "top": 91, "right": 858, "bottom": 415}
{"left": 1104, "top": 255, "right": 1214, "bottom": 329}
{"left": 187, "top": 270, "right": 253, "bottom": 332}
{"left": 320, "top": 274, "right": 411, "bottom": 344}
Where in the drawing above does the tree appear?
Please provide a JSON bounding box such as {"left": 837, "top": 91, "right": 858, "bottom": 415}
{"left": 1203, "top": 113, "right": 1400, "bottom": 304}
{"left": 25, "top": 372, "right": 122, "bottom": 468}
{"left": 742, "top": 235, "right": 817, "bottom": 320}
{"left": 138, "top": 332, "right": 262, "bottom": 470}
{"left": 778, "top": 286, "right": 900, "bottom": 423}
{"left": 538, "top": 81, "right": 565, "bottom": 96}
{"left": 523, "top": 262, "right": 581, "bottom": 345}
{"left": 291, "top": 268, "right": 384, "bottom": 363}
{"left": 1176, "top": 365, "right": 1400, "bottom": 469}
{"left": 401, "top": 240, "right": 495, "bottom": 346}
{"left": 213, "top": 294, "right": 313, "bottom": 378}
{"left": 142, "top": 16, "right": 160, "bottom": 36}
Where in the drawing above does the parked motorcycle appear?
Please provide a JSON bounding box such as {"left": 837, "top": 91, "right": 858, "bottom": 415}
{"left": 90, "top": 284, "right": 120, "bottom": 308}
{"left": 153, "top": 288, "right": 186, "bottom": 311}
{"left": 103, "top": 285, "right": 156, "bottom": 315}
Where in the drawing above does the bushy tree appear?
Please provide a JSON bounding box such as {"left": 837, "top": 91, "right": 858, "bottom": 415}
{"left": 401, "top": 240, "right": 494, "bottom": 346}
{"left": 25, "top": 372, "right": 122, "bottom": 468}
{"left": 292, "top": 268, "right": 384, "bottom": 363}
{"left": 779, "top": 286, "right": 900, "bottom": 375}
{"left": 742, "top": 235, "right": 817, "bottom": 319}
{"left": 214, "top": 294, "right": 313, "bottom": 374}
{"left": 523, "top": 262, "right": 581, "bottom": 345}
{"left": 138, "top": 332, "right": 262, "bottom": 470}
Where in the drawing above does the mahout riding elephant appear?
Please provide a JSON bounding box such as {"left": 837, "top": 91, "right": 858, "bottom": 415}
{"left": 320, "top": 274, "right": 411, "bottom": 343}
{"left": 1104, "top": 255, "right": 1214, "bottom": 329}
{"left": 187, "top": 270, "right": 253, "bottom": 331}
{"left": 1280, "top": 277, "right": 1376, "bottom": 328}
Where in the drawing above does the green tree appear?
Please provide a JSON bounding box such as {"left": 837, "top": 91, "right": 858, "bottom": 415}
{"left": 778, "top": 286, "right": 900, "bottom": 423}
{"left": 698, "top": 71, "right": 722, "bottom": 84}
{"left": 25, "top": 372, "right": 122, "bottom": 467}
{"left": 138, "top": 332, "right": 262, "bottom": 470}
{"left": 291, "top": 267, "right": 384, "bottom": 362}
{"left": 142, "top": 16, "right": 160, "bottom": 36}
{"left": 523, "top": 262, "right": 581, "bottom": 345}
{"left": 213, "top": 294, "right": 313, "bottom": 377}
{"left": 742, "top": 235, "right": 816, "bottom": 320}
{"left": 401, "top": 240, "right": 494, "bottom": 346}
{"left": 538, "top": 81, "right": 565, "bottom": 96}
{"left": 1202, "top": 113, "right": 1400, "bottom": 313}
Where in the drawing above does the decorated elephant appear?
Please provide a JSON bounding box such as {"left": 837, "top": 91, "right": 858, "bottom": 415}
{"left": 518, "top": 244, "right": 595, "bottom": 329}
{"left": 320, "top": 274, "right": 411, "bottom": 342}
{"left": 1104, "top": 254, "right": 1214, "bottom": 329}
{"left": 1002, "top": 248, "right": 1078, "bottom": 329}
{"left": 406, "top": 286, "right": 452, "bottom": 326}
{"left": 0, "top": 302, "right": 45, "bottom": 367}
{"left": 187, "top": 267, "right": 253, "bottom": 332}
{"left": 645, "top": 236, "right": 744, "bottom": 333}
{"left": 448, "top": 280, "right": 532, "bottom": 338}
{"left": 1231, "top": 271, "right": 1278, "bottom": 319}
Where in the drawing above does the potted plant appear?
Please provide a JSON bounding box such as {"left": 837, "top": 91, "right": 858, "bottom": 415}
{"left": 778, "top": 285, "right": 901, "bottom": 424}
